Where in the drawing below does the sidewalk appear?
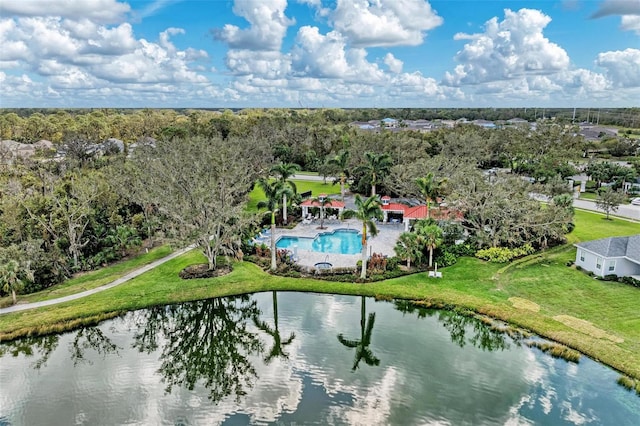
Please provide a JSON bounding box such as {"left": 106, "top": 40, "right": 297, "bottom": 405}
{"left": 0, "top": 246, "right": 193, "bottom": 315}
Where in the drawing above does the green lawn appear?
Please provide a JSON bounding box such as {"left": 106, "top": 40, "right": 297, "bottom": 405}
{"left": 247, "top": 178, "right": 345, "bottom": 212}
{"left": 568, "top": 209, "right": 639, "bottom": 243}
{"left": 1, "top": 209, "right": 639, "bottom": 380}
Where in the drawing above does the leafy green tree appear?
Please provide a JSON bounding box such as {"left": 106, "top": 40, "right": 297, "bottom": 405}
{"left": 337, "top": 296, "right": 380, "bottom": 371}
{"left": 355, "top": 152, "right": 393, "bottom": 196}
{"left": 394, "top": 232, "right": 423, "bottom": 268}
{"left": 341, "top": 195, "right": 382, "bottom": 279}
{"left": 130, "top": 136, "right": 266, "bottom": 271}
{"left": 328, "top": 150, "right": 350, "bottom": 201}
{"left": 416, "top": 172, "right": 448, "bottom": 219}
{"left": 271, "top": 162, "right": 301, "bottom": 224}
{"left": 596, "top": 187, "right": 627, "bottom": 220}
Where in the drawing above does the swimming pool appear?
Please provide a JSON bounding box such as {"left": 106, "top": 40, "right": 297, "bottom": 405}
{"left": 276, "top": 229, "right": 362, "bottom": 255}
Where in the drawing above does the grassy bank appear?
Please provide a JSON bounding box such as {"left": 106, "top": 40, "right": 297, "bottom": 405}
{"left": 0, "top": 211, "right": 638, "bottom": 381}
{"left": 0, "top": 246, "right": 172, "bottom": 308}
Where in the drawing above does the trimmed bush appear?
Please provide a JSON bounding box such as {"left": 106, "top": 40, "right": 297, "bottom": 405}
{"left": 475, "top": 244, "right": 535, "bottom": 263}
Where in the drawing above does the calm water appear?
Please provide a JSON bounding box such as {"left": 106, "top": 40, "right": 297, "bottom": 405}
{"left": 276, "top": 229, "right": 362, "bottom": 254}
{"left": 0, "top": 292, "right": 638, "bottom": 425}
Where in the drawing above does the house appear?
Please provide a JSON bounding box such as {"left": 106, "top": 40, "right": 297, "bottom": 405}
{"left": 574, "top": 235, "right": 640, "bottom": 278}
{"left": 380, "top": 196, "right": 463, "bottom": 231}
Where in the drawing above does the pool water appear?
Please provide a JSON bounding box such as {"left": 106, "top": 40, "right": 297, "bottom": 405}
{"left": 276, "top": 229, "right": 362, "bottom": 254}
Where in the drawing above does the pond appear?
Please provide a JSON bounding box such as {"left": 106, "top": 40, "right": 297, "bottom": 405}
{"left": 0, "top": 292, "right": 638, "bottom": 425}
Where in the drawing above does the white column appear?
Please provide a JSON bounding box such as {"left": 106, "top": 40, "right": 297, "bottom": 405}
{"left": 404, "top": 219, "right": 409, "bottom": 231}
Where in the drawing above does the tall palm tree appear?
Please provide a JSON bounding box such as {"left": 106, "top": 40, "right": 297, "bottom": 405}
{"left": 337, "top": 296, "right": 380, "bottom": 371}
{"left": 356, "top": 152, "right": 393, "bottom": 196}
{"left": 416, "top": 223, "right": 443, "bottom": 268}
{"left": 257, "top": 178, "right": 292, "bottom": 271}
{"left": 394, "top": 232, "right": 423, "bottom": 268}
{"left": 416, "top": 173, "right": 448, "bottom": 219}
{"left": 329, "top": 150, "right": 350, "bottom": 201}
{"left": 253, "top": 291, "right": 295, "bottom": 363}
{"left": 311, "top": 194, "right": 333, "bottom": 229}
{"left": 341, "top": 194, "right": 382, "bottom": 279}
{"left": 271, "top": 162, "right": 301, "bottom": 225}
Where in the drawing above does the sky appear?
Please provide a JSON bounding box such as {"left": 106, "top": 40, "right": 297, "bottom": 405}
{"left": 0, "top": 0, "right": 639, "bottom": 108}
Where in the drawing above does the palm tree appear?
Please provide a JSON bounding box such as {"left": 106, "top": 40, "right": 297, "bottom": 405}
{"left": 416, "top": 173, "right": 448, "bottom": 219}
{"left": 311, "top": 194, "right": 333, "bottom": 229}
{"left": 394, "top": 232, "right": 423, "bottom": 268}
{"left": 328, "top": 150, "right": 350, "bottom": 201}
{"left": 0, "top": 259, "right": 33, "bottom": 305}
{"left": 337, "top": 296, "right": 380, "bottom": 371}
{"left": 356, "top": 152, "right": 393, "bottom": 196}
{"left": 257, "top": 178, "right": 293, "bottom": 271}
{"left": 253, "top": 291, "right": 295, "bottom": 363}
{"left": 416, "top": 223, "right": 443, "bottom": 268}
{"left": 271, "top": 162, "right": 301, "bottom": 225}
{"left": 341, "top": 194, "right": 382, "bottom": 279}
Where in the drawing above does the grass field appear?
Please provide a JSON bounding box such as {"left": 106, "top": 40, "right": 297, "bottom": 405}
{"left": 246, "top": 178, "right": 345, "bottom": 211}
{"left": 0, "top": 210, "right": 639, "bottom": 380}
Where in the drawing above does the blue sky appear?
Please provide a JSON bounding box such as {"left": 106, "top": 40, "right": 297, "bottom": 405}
{"left": 0, "top": 0, "right": 638, "bottom": 107}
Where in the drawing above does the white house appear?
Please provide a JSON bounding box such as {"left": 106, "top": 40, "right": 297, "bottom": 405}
{"left": 574, "top": 235, "right": 640, "bottom": 278}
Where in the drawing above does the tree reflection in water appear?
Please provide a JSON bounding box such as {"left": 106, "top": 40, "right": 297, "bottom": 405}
{"left": 132, "top": 295, "right": 264, "bottom": 403}
{"left": 394, "top": 300, "right": 512, "bottom": 352}
{"left": 253, "top": 291, "right": 295, "bottom": 364}
{"left": 0, "top": 334, "right": 60, "bottom": 369}
{"left": 0, "top": 326, "right": 120, "bottom": 369}
{"left": 338, "top": 295, "right": 380, "bottom": 371}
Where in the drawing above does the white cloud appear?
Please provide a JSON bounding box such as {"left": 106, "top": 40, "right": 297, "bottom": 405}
{"left": 214, "top": 0, "right": 294, "bottom": 51}
{"left": 621, "top": 15, "right": 640, "bottom": 34}
{"left": 0, "top": 0, "right": 130, "bottom": 24}
{"left": 596, "top": 48, "right": 640, "bottom": 87}
{"left": 329, "top": 0, "right": 443, "bottom": 47}
{"left": 591, "top": 0, "right": 640, "bottom": 18}
{"left": 444, "top": 9, "right": 570, "bottom": 86}
{"left": 384, "top": 53, "right": 403, "bottom": 73}
{"left": 291, "top": 26, "right": 385, "bottom": 82}
{"left": 225, "top": 50, "right": 291, "bottom": 79}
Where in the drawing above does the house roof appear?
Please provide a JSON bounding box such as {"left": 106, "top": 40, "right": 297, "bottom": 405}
{"left": 300, "top": 199, "right": 345, "bottom": 208}
{"left": 575, "top": 235, "right": 640, "bottom": 263}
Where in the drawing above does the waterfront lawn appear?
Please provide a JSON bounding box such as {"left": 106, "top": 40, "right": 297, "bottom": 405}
{"left": 0, "top": 210, "right": 639, "bottom": 380}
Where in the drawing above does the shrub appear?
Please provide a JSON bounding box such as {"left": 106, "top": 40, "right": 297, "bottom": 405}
{"left": 475, "top": 244, "right": 535, "bottom": 263}
{"left": 566, "top": 260, "right": 574, "bottom": 267}
{"left": 576, "top": 265, "right": 582, "bottom": 271}
{"left": 385, "top": 256, "right": 400, "bottom": 271}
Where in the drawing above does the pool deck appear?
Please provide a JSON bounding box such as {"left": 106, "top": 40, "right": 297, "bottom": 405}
{"left": 257, "top": 219, "right": 404, "bottom": 269}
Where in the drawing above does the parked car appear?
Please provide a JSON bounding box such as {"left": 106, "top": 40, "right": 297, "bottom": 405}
{"left": 631, "top": 198, "right": 640, "bottom": 206}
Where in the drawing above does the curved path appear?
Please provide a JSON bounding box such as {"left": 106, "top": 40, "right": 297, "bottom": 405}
{"left": 0, "top": 246, "right": 193, "bottom": 315}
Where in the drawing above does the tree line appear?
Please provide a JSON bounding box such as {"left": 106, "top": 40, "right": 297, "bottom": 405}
{"left": 1, "top": 108, "right": 631, "bottom": 300}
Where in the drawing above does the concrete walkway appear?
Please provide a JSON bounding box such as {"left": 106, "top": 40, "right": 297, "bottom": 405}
{"left": 0, "top": 245, "right": 193, "bottom": 315}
